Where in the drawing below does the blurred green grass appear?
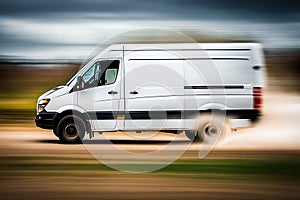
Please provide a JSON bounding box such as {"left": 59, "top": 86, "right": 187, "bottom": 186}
{"left": 0, "top": 62, "right": 80, "bottom": 124}
{"left": 1, "top": 156, "right": 300, "bottom": 182}
{"left": 160, "top": 158, "right": 300, "bottom": 182}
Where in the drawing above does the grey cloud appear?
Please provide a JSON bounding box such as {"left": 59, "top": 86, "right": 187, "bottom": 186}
{"left": 0, "top": 0, "right": 299, "bottom": 59}
{"left": 0, "top": 0, "right": 299, "bottom": 23}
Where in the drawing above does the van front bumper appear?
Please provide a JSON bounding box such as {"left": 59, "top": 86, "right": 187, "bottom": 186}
{"left": 35, "top": 111, "right": 57, "bottom": 130}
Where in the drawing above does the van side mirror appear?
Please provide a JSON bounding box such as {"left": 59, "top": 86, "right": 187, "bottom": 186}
{"left": 75, "top": 76, "right": 84, "bottom": 91}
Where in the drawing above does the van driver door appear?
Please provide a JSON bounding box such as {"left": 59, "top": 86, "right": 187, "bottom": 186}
{"left": 77, "top": 59, "right": 122, "bottom": 131}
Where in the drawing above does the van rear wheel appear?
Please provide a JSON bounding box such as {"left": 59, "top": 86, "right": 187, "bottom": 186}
{"left": 197, "top": 114, "right": 228, "bottom": 143}
{"left": 57, "top": 115, "right": 86, "bottom": 144}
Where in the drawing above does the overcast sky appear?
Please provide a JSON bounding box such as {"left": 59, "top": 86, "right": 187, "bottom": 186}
{"left": 0, "top": 0, "right": 299, "bottom": 60}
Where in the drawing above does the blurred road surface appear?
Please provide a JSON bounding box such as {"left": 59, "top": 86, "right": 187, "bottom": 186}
{"left": 0, "top": 91, "right": 299, "bottom": 199}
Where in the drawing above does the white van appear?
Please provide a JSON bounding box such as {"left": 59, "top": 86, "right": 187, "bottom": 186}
{"left": 35, "top": 43, "right": 264, "bottom": 143}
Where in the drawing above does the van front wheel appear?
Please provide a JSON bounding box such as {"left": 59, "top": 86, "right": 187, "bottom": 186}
{"left": 185, "top": 130, "right": 197, "bottom": 141}
{"left": 57, "top": 115, "right": 86, "bottom": 144}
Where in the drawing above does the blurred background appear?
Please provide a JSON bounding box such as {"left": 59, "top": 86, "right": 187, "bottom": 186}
{"left": 0, "top": 0, "right": 299, "bottom": 125}
{"left": 0, "top": 0, "right": 300, "bottom": 199}
{"left": 0, "top": 0, "right": 299, "bottom": 123}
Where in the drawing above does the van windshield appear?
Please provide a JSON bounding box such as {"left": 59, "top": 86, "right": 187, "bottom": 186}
{"left": 65, "top": 60, "right": 94, "bottom": 86}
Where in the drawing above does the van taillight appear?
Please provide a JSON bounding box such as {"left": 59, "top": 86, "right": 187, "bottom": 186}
{"left": 253, "top": 87, "right": 263, "bottom": 110}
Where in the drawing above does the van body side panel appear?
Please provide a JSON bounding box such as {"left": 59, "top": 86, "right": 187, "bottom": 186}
{"left": 120, "top": 44, "right": 263, "bottom": 130}
{"left": 183, "top": 59, "right": 254, "bottom": 112}
{"left": 251, "top": 44, "right": 265, "bottom": 87}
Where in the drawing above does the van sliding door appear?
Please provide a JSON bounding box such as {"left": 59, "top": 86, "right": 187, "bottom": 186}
{"left": 124, "top": 53, "right": 184, "bottom": 131}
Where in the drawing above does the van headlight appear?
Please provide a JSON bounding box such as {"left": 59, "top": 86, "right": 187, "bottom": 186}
{"left": 38, "top": 98, "right": 50, "bottom": 112}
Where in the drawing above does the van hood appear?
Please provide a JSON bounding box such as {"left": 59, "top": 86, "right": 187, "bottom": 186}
{"left": 38, "top": 85, "right": 71, "bottom": 102}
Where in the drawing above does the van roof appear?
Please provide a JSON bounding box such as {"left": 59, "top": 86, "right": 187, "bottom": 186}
{"left": 93, "top": 43, "right": 262, "bottom": 60}
{"left": 111, "top": 43, "right": 260, "bottom": 50}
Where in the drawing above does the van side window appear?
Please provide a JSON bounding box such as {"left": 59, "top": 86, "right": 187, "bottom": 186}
{"left": 81, "top": 60, "right": 119, "bottom": 89}
{"left": 98, "top": 60, "right": 119, "bottom": 86}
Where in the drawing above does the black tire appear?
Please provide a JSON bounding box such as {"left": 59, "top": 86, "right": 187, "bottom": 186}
{"left": 185, "top": 130, "right": 197, "bottom": 141}
{"left": 57, "top": 115, "right": 86, "bottom": 144}
{"left": 197, "top": 114, "right": 228, "bottom": 143}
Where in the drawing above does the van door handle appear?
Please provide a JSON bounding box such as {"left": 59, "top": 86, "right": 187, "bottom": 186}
{"left": 108, "top": 90, "right": 118, "bottom": 95}
{"left": 130, "top": 91, "right": 138, "bottom": 95}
